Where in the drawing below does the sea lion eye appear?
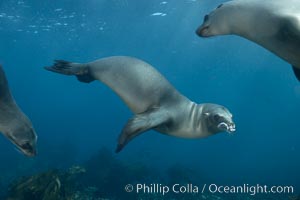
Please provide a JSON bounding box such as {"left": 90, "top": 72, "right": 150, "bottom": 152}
{"left": 213, "top": 114, "right": 221, "bottom": 121}
{"left": 204, "top": 15, "right": 209, "bottom": 22}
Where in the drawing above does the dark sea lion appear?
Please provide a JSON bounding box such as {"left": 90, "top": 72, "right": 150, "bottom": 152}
{"left": 196, "top": 0, "right": 300, "bottom": 81}
{"left": 45, "top": 56, "right": 235, "bottom": 152}
{"left": 0, "top": 65, "right": 37, "bottom": 157}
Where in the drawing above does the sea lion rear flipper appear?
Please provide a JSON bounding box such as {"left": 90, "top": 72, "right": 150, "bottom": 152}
{"left": 292, "top": 66, "right": 300, "bottom": 81}
{"left": 44, "top": 60, "right": 94, "bottom": 83}
{"left": 116, "top": 108, "right": 170, "bottom": 153}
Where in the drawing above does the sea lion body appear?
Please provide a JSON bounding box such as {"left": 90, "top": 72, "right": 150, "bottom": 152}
{"left": 196, "top": 0, "right": 300, "bottom": 80}
{"left": 45, "top": 56, "right": 235, "bottom": 152}
{"left": 88, "top": 57, "right": 182, "bottom": 114}
{"left": 0, "top": 65, "right": 37, "bottom": 156}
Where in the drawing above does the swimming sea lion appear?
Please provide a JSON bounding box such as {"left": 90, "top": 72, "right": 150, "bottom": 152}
{"left": 45, "top": 56, "right": 235, "bottom": 152}
{"left": 196, "top": 0, "right": 300, "bottom": 81}
{"left": 0, "top": 65, "right": 37, "bottom": 157}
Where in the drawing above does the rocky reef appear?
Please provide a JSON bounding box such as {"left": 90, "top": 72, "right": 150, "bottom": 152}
{"left": 5, "top": 148, "right": 153, "bottom": 200}
{"left": 6, "top": 166, "right": 88, "bottom": 200}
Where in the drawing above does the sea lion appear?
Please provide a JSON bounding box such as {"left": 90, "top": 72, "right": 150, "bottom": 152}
{"left": 196, "top": 0, "right": 300, "bottom": 81}
{"left": 45, "top": 56, "right": 235, "bottom": 152}
{"left": 0, "top": 65, "right": 37, "bottom": 157}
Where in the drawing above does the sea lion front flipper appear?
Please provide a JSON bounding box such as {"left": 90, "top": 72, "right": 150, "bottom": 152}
{"left": 292, "top": 66, "right": 300, "bottom": 81}
{"left": 116, "top": 108, "right": 170, "bottom": 153}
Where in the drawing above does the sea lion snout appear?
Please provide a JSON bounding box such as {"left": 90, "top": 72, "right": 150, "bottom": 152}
{"left": 218, "top": 122, "right": 236, "bottom": 133}
{"left": 196, "top": 25, "right": 210, "bottom": 37}
{"left": 215, "top": 113, "right": 236, "bottom": 134}
{"left": 20, "top": 141, "right": 37, "bottom": 157}
{"left": 6, "top": 125, "right": 38, "bottom": 157}
{"left": 203, "top": 103, "right": 235, "bottom": 135}
{"left": 196, "top": 13, "right": 211, "bottom": 37}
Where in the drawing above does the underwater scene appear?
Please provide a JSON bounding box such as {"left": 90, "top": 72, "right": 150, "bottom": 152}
{"left": 0, "top": 0, "right": 300, "bottom": 199}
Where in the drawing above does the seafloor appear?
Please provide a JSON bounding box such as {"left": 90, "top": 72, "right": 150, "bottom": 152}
{"left": 1, "top": 148, "right": 299, "bottom": 200}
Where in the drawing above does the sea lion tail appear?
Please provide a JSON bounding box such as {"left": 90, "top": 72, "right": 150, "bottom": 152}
{"left": 44, "top": 60, "right": 94, "bottom": 83}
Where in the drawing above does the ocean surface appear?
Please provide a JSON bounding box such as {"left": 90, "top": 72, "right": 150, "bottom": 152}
{"left": 0, "top": 0, "right": 299, "bottom": 199}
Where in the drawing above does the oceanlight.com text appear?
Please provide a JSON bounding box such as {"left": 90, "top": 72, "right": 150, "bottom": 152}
{"left": 206, "top": 184, "right": 294, "bottom": 196}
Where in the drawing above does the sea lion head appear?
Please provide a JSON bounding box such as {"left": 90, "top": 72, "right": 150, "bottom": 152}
{"left": 203, "top": 103, "right": 236, "bottom": 134}
{"left": 196, "top": 3, "right": 234, "bottom": 37}
{"left": 5, "top": 115, "right": 37, "bottom": 157}
{"left": 0, "top": 65, "right": 37, "bottom": 157}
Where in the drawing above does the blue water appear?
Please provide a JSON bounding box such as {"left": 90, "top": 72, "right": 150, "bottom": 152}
{"left": 0, "top": 0, "right": 299, "bottom": 199}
